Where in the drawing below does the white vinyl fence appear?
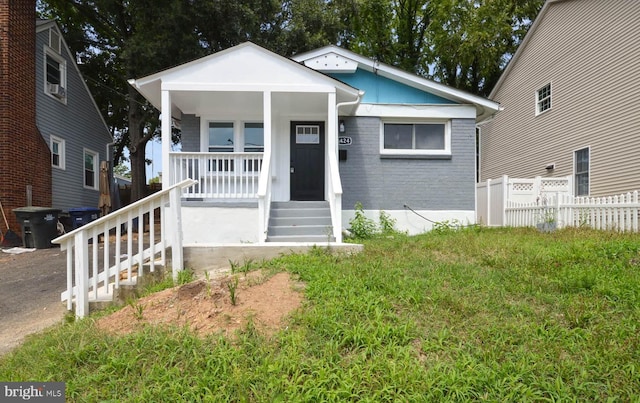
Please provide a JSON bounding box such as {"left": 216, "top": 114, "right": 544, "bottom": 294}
{"left": 477, "top": 175, "right": 572, "bottom": 226}
{"left": 477, "top": 176, "right": 640, "bottom": 232}
{"left": 507, "top": 191, "right": 640, "bottom": 232}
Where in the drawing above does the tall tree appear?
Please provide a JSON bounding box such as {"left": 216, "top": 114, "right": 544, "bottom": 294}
{"left": 427, "top": 0, "right": 545, "bottom": 96}
{"left": 39, "top": 0, "right": 205, "bottom": 201}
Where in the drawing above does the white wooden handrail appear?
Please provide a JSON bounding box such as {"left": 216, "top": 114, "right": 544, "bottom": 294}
{"left": 54, "top": 179, "right": 196, "bottom": 318}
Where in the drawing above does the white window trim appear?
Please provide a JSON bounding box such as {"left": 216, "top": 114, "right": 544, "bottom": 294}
{"left": 43, "top": 46, "right": 67, "bottom": 104}
{"left": 535, "top": 83, "right": 552, "bottom": 116}
{"left": 50, "top": 135, "right": 65, "bottom": 170}
{"left": 201, "top": 119, "right": 265, "bottom": 153}
{"left": 83, "top": 148, "right": 99, "bottom": 190}
{"left": 573, "top": 146, "right": 590, "bottom": 196}
{"left": 380, "top": 119, "right": 451, "bottom": 157}
{"left": 243, "top": 121, "right": 265, "bottom": 152}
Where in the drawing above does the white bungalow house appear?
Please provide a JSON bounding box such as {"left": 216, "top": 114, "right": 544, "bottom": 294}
{"left": 129, "top": 42, "right": 500, "bottom": 245}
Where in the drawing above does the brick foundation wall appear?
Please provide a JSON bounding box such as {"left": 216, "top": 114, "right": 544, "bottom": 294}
{"left": 0, "top": 0, "right": 52, "bottom": 236}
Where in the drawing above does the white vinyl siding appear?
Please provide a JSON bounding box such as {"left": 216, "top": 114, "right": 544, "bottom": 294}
{"left": 480, "top": 0, "right": 640, "bottom": 196}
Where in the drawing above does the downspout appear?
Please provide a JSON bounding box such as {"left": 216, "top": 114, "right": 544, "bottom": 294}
{"left": 335, "top": 90, "right": 364, "bottom": 151}
{"left": 331, "top": 90, "right": 364, "bottom": 241}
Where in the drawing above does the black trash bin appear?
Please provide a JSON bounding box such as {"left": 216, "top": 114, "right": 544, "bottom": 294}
{"left": 68, "top": 207, "right": 101, "bottom": 230}
{"left": 13, "top": 207, "right": 62, "bottom": 249}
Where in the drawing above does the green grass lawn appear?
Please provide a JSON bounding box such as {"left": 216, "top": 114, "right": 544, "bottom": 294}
{"left": 1, "top": 227, "right": 639, "bottom": 401}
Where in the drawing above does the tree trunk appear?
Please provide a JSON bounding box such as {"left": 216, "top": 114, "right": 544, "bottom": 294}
{"left": 128, "top": 87, "right": 148, "bottom": 202}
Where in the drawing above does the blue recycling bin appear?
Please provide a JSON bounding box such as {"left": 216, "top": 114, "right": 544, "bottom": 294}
{"left": 68, "top": 207, "right": 101, "bottom": 230}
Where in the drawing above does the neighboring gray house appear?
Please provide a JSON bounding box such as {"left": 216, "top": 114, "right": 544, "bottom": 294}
{"left": 129, "top": 43, "right": 499, "bottom": 244}
{"left": 35, "top": 19, "right": 113, "bottom": 211}
{"left": 479, "top": 0, "right": 640, "bottom": 197}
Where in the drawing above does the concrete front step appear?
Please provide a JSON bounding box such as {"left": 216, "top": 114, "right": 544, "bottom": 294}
{"left": 266, "top": 234, "right": 335, "bottom": 243}
{"left": 270, "top": 207, "right": 331, "bottom": 218}
{"left": 267, "top": 200, "right": 332, "bottom": 241}
{"left": 269, "top": 216, "right": 332, "bottom": 226}
{"left": 271, "top": 201, "right": 329, "bottom": 209}
{"left": 268, "top": 224, "right": 333, "bottom": 237}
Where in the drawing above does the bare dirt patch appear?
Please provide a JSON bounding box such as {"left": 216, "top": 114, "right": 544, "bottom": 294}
{"left": 96, "top": 271, "right": 304, "bottom": 338}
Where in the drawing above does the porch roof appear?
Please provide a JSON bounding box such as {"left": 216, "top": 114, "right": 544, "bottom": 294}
{"left": 129, "top": 42, "right": 362, "bottom": 118}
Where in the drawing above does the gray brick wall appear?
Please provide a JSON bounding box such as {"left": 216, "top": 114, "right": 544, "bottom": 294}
{"left": 339, "top": 117, "right": 476, "bottom": 210}
{"left": 180, "top": 114, "right": 200, "bottom": 152}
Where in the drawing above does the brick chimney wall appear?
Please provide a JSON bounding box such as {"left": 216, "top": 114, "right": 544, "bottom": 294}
{"left": 0, "top": 0, "right": 52, "bottom": 235}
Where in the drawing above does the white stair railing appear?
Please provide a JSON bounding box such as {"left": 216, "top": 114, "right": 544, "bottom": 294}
{"left": 53, "top": 179, "right": 196, "bottom": 318}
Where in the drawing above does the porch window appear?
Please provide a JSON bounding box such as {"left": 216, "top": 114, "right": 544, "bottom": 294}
{"left": 209, "top": 122, "right": 234, "bottom": 171}
{"left": 244, "top": 123, "right": 264, "bottom": 172}
{"left": 575, "top": 147, "right": 589, "bottom": 196}
{"left": 381, "top": 122, "right": 450, "bottom": 157}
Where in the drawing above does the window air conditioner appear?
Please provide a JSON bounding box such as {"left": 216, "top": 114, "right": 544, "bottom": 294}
{"left": 47, "top": 83, "right": 66, "bottom": 98}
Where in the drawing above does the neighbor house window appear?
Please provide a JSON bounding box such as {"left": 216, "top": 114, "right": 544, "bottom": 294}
{"left": 51, "top": 136, "right": 65, "bottom": 169}
{"left": 536, "top": 83, "right": 552, "bottom": 115}
{"left": 381, "top": 122, "right": 450, "bottom": 156}
{"left": 84, "top": 149, "right": 98, "bottom": 189}
{"left": 44, "top": 45, "right": 67, "bottom": 102}
{"left": 575, "top": 147, "right": 589, "bottom": 196}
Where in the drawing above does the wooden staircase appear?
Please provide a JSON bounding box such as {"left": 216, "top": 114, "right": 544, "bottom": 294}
{"left": 267, "top": 201, "right": 335, "bottom": 242}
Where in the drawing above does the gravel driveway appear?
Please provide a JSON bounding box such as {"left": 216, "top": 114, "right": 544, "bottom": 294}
{"left": 0, "top": 246, "right": 68, "bottom": 355}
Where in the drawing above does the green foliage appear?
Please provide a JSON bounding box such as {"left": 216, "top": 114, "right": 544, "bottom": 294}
{"left": 226, "top": 276, "right": 239, "bottom": 306}
{"left": 5, "top": 228, "right": 639, "bottom": 400}
{"left": 348, "top": 202, "right": 378, "bottom": 239}
{"left": 378, "top": 210, "right": 397, "bottom": 234}
{"left": 176, "top": 269, "right": 195, "bottom": 285}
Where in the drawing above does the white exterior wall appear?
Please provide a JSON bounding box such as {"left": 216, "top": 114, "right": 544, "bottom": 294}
{"left": 342, "top": 209, "right": 475, "bottom": 235}
{"left": 181, "top": 207, "right": 259, "bottom": 244}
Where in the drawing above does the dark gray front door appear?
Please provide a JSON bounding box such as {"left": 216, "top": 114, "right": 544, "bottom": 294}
{"left": 290, "top": 121, "right": 324, "bottom": 201}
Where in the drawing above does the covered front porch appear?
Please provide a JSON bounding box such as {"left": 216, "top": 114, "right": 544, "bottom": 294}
{"left": 129, "top": 43, "right": 361, "bottom": 244}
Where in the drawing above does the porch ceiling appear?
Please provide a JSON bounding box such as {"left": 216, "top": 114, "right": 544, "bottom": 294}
{"left": 172, "top": 91, "right": 346, "bottom": 117}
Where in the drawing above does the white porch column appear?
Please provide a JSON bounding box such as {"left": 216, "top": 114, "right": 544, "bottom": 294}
{"left": 263, "top": 91, "right": 272, "bottom": 155}
{"left": 161, "top": 89, "right": 172, "bottom": 189}
{"left": 327, "top": 91, "right": 342, "bottom": 243}
{"left": 327, "top": 92, "right": 337, "bottom": 155}
{"left": 257, "top": 91, "right": 272, "bottom": 242}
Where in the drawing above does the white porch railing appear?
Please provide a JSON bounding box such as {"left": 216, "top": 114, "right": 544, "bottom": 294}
{"left": 53, "top": 179, "right": 197, "bottom": 318}
{"left": 327, "top": 149, "right": 343, "bottom": 243}
{"left": 506, "top": 191, "right": 640, "bottom": 231}
{"left": 257, "top": 152, "right": 272, "bottom": 242}
{"left": 169, "top": 152, "right": 263, "bottom": 199}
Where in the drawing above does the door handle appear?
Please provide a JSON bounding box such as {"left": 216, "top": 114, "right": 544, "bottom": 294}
{"left": 290, "top": 167, "right": 295, "bottom": 174}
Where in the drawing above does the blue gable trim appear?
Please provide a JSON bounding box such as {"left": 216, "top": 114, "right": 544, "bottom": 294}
{"left": 329, "top": 70, "right": 457, "bottom": 105}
